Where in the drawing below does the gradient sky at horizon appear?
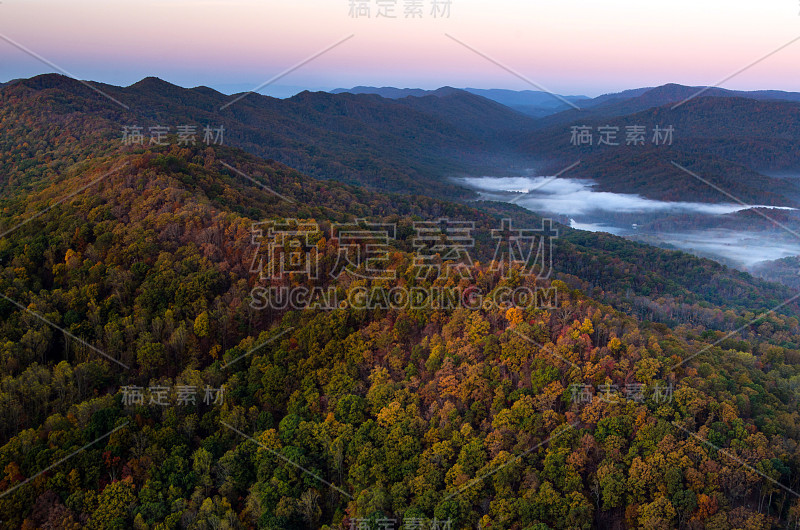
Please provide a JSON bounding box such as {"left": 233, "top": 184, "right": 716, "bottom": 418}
{"left": 2, "top": 0, "right": 799, "bottom": 97}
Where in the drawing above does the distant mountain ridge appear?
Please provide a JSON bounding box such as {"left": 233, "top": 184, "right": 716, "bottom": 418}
{"left": 331, "top": 86, "right": 434, "bottom": 98}
{"left": 1, "top": 74, "right": 539, "bottom": 198}
{"left": 518, "top": 86, "right": 800, "bottom": 205}
{"left": 334, "top": 83, "right": 800, "bottom": 120}
{"left": 7, "top": 74, "right": 800, "bottom": 207}
{"left": 533, "top": 83, "right": 800, "bottom": 129}
{"left": 332, "top": 85, "right": 589, "bottom": 117}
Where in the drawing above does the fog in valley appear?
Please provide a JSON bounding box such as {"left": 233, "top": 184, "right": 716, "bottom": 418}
{"left": 460, "top": 174, "right": 800, "bottom": 276}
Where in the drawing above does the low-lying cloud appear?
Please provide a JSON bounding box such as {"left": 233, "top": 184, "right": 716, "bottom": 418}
{"left": 460, "top": 176, "right": 794, "bottom": 216}
{"left": 641, "top": 229, "right": 800, "bottom": 268}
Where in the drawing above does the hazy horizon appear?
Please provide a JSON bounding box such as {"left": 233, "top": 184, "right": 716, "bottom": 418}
{"left": 3, "top": 0, "right": 800, "bottom": 97}
{"left": 7, "top": 74, "right": 800, "bottom": 101}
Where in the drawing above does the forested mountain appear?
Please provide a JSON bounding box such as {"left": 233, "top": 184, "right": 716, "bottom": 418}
{"left": 520, "top": 95, "right": 800, "bottom": 204}
{"left": 328, "top": 82, "right": 800, "bottom": 205}
{"left": 462, "top": 89, "right": 588, "bottom": 116}
{"left": 3, "top": 73, "right": 800, "bottom": 529}
{"left": 0, "top": 74, "right": 537, "bottom": 199}
{"left": 534, "top": 84, "right": 800, "bottom": 128}
{"left": 332, "top": 87, "right": 588, "bottom": 118}
{"left": 750, "top": 255, "right": 800, "bottom": 290}
{"left": 331, "top": 87, "right": 435, "bottom": 99}
{"left": 8, "top": 74, "right": 800, "bottom": 209}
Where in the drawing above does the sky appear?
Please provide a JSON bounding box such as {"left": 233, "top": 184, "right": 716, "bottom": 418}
{"left": 1, "top": 0, "right": 799, "bottom": 97}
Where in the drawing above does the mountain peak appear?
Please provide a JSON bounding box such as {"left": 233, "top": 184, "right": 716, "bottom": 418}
{"left": 430, "top": 86, "right": 463, "bottom": 97}
{"left": 640, "top": 83, "right": 702, "bottom": 98}
{"left": 129, "top": 76, "right": 181, "bottom": 91}
{"left": 190, "top": 85, "right": 224, "bottom": 97}
{"left": 17, "top": 73, "right": 82, "bottom": 91}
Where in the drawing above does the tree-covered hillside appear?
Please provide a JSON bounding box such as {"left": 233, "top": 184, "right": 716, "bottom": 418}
{"left": 0, "top": 140, "right": 799, "bottom": 528}
{"left": 3, "top": 76, "right": 800, "bottom": 529}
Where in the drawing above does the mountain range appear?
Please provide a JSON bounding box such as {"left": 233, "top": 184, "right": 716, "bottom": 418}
{"left": 8, "top": 74, "right": 800, "bottom": 207}
{"left": 4, "top": 74, "right": 800, "bottom": 527}
{"left": 331, "top": 86, "right": 589, "bottom": 117}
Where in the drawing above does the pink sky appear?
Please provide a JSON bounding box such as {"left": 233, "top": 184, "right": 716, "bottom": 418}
{"left": 2, "top": 0, "right": 799, "bottom": 96}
